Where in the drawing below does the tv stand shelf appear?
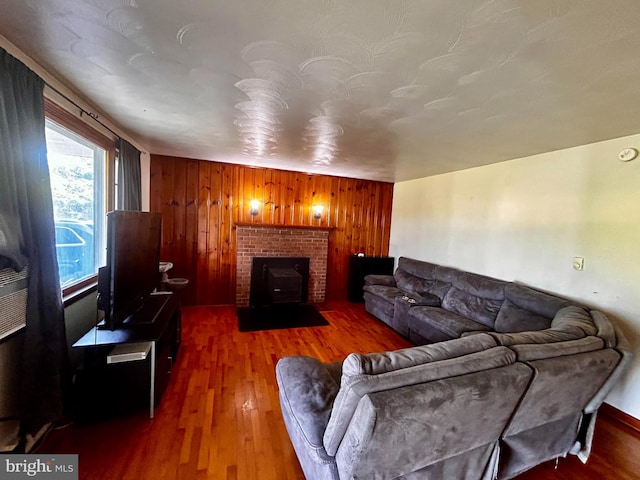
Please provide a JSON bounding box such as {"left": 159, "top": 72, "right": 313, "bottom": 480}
{"left": 72, "top": 293, "right": 181, "bottom": 421}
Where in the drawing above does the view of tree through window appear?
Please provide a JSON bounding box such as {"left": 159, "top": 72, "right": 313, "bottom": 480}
{"left": 46, "top": 119, "right": 106, "bottom": 287}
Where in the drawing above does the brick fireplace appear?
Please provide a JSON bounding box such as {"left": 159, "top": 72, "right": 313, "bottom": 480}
{"left": 235, "top": 225, "right": 330, "bottom": 306}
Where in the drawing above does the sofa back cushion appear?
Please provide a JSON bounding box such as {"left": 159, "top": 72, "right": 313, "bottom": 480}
{"left": 551, "top": 305, "right": 598, "bottom": 336}
{"left": 509, "top": 336, "right": 604, "bottom": 361}
{"left": 503, "top": 349, "right": 620, "bottom": 434}
{"left": 394, "top": 269, "right": 427, "bottom": 295}
{"left": 323, "top": 342, "right": 512, "bottom": 456}
{"left": 489, "top": 306, "right": 597, "bottom": 346}
{"left": 495, "top": 284, "right": 574, "bottom": 333}
{"left": 495, "top": 301, "right": 551, "bottom": 333}
{"left": 395, "top": 258, "right": 453, "bottom": 299}
{"left": 441, "top": 272, "right": 506, "bottom": 328}
{"left": 343, "top": 333, "right": 497, "bottom": 375}
{"left": 398, "top": 257, "right": 439, "bottom": 278}
{"left": 336, "top": 362, "right": 532, "bottom": 480}
{"left": 500, "top": 347, "right": 621, "bottom": 478}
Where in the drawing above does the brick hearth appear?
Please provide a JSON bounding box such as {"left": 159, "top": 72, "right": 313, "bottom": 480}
{"left": 235, "top": 225, "right": 329, "bottom": 306}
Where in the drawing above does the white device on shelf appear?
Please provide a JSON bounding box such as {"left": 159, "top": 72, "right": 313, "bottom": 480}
{"left": 107, "top": 341, "right": 152, "bottom": 364}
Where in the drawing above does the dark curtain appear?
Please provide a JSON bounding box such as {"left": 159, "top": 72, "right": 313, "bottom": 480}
{"left": 117, "top": 138, "right": 141, "bottom": 210}
{"left": 0, "top": 48, "right": 70, "bottom": 439}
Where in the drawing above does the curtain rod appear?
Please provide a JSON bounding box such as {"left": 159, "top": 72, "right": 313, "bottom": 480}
{"left": 44, "top": 81, "right": 123, "bottom": 144}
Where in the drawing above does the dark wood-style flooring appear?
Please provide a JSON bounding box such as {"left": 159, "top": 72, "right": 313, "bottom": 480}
{"left": 39, "top": 301, "right": 640, "bottom": 479}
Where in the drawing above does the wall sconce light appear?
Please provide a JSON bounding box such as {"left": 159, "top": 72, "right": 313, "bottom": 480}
{"left": 312, "top": 205, "right": 324, "bottom": 220}
{"left": 250, "top": 200, "right": 260, "bottom": 216}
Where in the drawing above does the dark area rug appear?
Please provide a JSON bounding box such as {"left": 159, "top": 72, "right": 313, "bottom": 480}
{"left": 237, "top": 304, "right": 329, "bottom": 332}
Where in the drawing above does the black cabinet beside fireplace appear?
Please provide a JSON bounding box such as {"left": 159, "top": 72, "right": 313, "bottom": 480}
{"left": 348, "top": 255, "right": 395, "bottom": 302}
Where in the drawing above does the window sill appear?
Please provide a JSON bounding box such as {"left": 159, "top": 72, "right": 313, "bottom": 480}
{"left": 62, "top": 281, "right": 97, "bottom": 308}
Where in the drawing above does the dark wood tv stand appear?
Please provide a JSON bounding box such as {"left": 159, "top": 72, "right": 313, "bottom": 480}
{"left": 72, "top": 293, "right": 181, "bottom": 421}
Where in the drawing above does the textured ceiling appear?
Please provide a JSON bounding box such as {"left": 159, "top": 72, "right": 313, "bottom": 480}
{"left": 2, "top": 0, "right": 640, "bottom": 182}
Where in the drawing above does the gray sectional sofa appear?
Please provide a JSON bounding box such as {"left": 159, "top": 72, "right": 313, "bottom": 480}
{"left": 275, "top": 257, "right": 632, "bottom": 480}
{"left": 364, "top": 257, "right": 582, "bottom": 344}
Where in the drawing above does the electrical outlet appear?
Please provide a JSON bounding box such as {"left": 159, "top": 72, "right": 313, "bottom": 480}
{"left": 573, "top": 257, "right": 584, "bottom": 271}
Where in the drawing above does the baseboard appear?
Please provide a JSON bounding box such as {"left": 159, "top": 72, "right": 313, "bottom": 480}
{"left": 600, "top": 402, "right": 640, "bottom": 434}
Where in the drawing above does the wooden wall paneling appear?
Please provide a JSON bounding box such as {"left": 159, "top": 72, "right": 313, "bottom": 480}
{"left": 264, "top": 169, "right": 275, "bottom": 225}
{"left": 149, "top": 159, "right": 163, "bottom": 214}
{"left": 370, "top": 183, "right": 385, "bottom": 256}
{"left": 330, "top": 178, "right": 350, "bottom": 298}
{"left": 338, "top": 177, "right": 356, "bottom": 298}
{"left": 310, "top": 174, "right": 326, "bottom": 227}
{"left": 352, "top": 180, "right": 364, "bottom": 253}
{"left": 362, "top": 181, "right": 372, "bottom": 254}
{"left": 281, "top": 169, "right": 291, "bottom": 225}
{"left": 254, "top": 168, "right": 266, "bottom": 224}
{"left": 160, "top": 157, "right": 176, "bottom": 265}
{"left": 302, "top": 174, "right": 311, "bottom": 225}
{"left": 208, "top": 163, "right": 222, "bottom": 305}
{"left": 233, "top": 165, "right": 244, "bottom": 224}
{"left": 302, "top": 174, "right": 312, "bottom": 225}
{"left": 173, "top": 157, "right": 188, "bottom": 278}
{"left": 220, "top": 165, "right": 235, "bottom": 303}
{"left": 196, "top": 161, "right": 212, "bottom": 305}
{"left": 283, "top": 171, "right": 295, "bottom": 225}
{"left": 183, "top": 160, "right": 200, "bottom": 305}
{"left": 286, "top": 171, "right": 296, "bottom": 226}
{"left": 366, "top": 182, "right": 378, "bottom": 255}
{"left": 324, "top": 176, "right": 340, "bottom": 299}
{"left": 291, "top": 173, "right": 301, "bottom": 225}
{"left": 150, "top": 155, "right": 394, "bottom": 304}
{"left": 365, "top": 182, "right": 377, "bottom": 255}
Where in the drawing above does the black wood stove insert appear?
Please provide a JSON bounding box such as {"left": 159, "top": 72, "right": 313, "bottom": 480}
{"left": 249, "top": 257, "right": 310, "bottom": 307}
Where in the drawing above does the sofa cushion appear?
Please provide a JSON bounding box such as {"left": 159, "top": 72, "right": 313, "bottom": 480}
{"left": 509, "top": 336, "right": 605, "bottom": 361}
{"left": 343, "top": 333, "right": 497, "bottom": 375}
{"left": 489, "top": 306, "right": 597, "bottom": 346}
{"left": 551, "top": 306, "right": 598, "bottom": 336}
{"left": 494, "top": 300, "right": 552, "bottom": 333}
{"left": 441, "top": 272, "right": 506, "bottom": 328}
{"left": 362, "top": 284, "right": 440, "bottom": 307}
{"left": 503, "top": 283, "right": 573, "bottom": 318}
{"left": 418, "top": 279, "right": 451, "bottom": 300}
{"left": 488, "top": 329, "right": 583, "bottom": 346}
{"left": 397, "top": 257, "right": 440, "bottom": 278}
{"left": 409, "top": 306, "right": 492, "bottom": 340}
{"left": 323, "top": 346, "right": 516, "bottom": 456}
{"left": 442, "top": 286, "right": 503, "bottom": 328}
{"left": 362, "top": 284, "right": 404, "bottom": 305}
{"left": 394, "top": 269, "right": 428, "bottom": 294}
{"left": 394, "top": 257, "right": 453, "bottom": 299}
{"left": 364, "top": 274, "right": 395, "bottom": 287}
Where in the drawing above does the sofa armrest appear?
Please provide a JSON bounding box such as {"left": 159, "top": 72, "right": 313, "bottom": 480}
{"left": 364, "top": 274, "right": 396, "bottom": 287}
{"left": 276, "top": 356, "right": 340, "bottom": 448}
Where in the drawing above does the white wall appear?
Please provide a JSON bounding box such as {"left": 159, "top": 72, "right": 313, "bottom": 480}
{"left": 390, "top": 134, "right": 640, "bottom": 419}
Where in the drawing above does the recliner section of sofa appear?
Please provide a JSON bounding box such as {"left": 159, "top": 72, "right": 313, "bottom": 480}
{"left": 276, "top": 313, "right": 631, "bottom": 480}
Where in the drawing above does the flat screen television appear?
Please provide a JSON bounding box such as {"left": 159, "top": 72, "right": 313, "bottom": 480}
{"left": 98, "top": 210, "right": 163, "bottom": 330}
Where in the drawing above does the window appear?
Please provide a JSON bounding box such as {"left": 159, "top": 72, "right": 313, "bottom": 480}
{"left": 45, "top": 100, "right": 115, "bottom": 295}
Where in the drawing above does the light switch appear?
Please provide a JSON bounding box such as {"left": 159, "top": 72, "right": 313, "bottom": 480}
{"left": 573, "top": 257, "right": 584, "bottom": 271}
